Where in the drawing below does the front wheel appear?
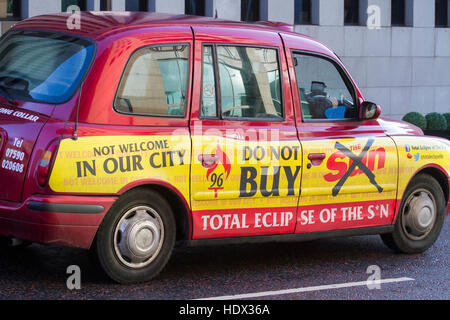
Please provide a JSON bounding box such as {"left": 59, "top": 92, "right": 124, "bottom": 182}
{"left": 90, "top": 189, "right": 176, "bottom": 284}
{"left": 381, "top": 174, "right": 446, "bottom": 254}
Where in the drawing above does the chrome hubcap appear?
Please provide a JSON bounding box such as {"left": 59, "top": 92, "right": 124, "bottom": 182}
{"left": 114, "top": 206, "right": 164, "bottom": 268}
{"left": 401, "top": 189, "right": 436, "bottom": 241}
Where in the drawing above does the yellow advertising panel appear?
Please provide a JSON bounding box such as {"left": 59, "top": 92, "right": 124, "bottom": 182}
{"left": 300, "top": 137, "right": 398, "bottom": 203}
{"left": 392, "top": 136, "right": 450, "bottom": 199}
{"left": 190, "top": 135, "right": 303, "bottom": 208}
{"left": 49, "top": 134, "right": 191, "bottom": 201}
{"left": 189, "top": 133, "right": 302, "bottom": 239}
{"left": 296, "top": 137, "right": 399, "bottom": 233}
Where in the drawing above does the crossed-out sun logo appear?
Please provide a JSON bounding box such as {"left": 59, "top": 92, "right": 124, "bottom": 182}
{"left": 325, "top": 139, "right": 385, "bottom": 196}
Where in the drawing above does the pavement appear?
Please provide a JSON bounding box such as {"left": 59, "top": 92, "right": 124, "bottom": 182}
{"left": 0, "top": 219, "right": 448, "bottom": 300}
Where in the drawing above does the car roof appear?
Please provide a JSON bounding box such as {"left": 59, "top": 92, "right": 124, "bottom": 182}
{"left": 10, "top": 12, "right": 335, "bottom": 58}
{"left": 11, "top": 11, "right": 307, "bottom": 39}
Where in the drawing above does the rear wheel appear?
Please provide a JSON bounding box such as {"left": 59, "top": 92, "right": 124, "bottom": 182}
{"left": 90, "top": 189, "right": 176, "bottom": 284}
{"left": 0, "top": 237, "right": 32, "bottom": 250}
{"left": 381, "top": 174, "right": 445, "bottom": 253}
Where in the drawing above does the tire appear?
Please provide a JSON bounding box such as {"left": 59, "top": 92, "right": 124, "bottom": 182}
{"left": 0, "top": 236, "right": 32, "bottom": 250}
{"left": 381, "top": 174, "right": 446, "bottom": 254}
{"left": 90, "top": 188, "right": 176, "bottom": 284}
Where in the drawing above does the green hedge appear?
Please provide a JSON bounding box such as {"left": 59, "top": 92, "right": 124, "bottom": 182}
{"left": 402, "top": 112, "right": 427, "bottom": 130}
{"left": 443, "top": 113, "right": 450, "bottom": 130}
{"left": 425, "top": 112, "right": 447, "bottom": 130}
{"left": 402, "top": 112, "right": 450, "bottom": 131}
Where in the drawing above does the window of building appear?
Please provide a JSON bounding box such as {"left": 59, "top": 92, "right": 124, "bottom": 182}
{"left": 241, "top": 0, "right": 260, "bottom": 22}
{"left": 294, "top": 0, "right": 312, "bottom": 24}
{"left": 126, "top": 0, "right": 148, "bottom": 11}
{"left": 115, "top": 45, "right": 190, "bottom": 117}
{"left": 62, "top": 0, "right": 86, "bottom": 11}
{"left": 391, "top": 0, "right": 406, "bottom": 26}
{"left": 344, "top": 0, "right": 360, "bottom": 25}
{"left": 100, "top": 0, "right": 111, "bottom": 10}
{"left": 435, "top": 0, "right": 449, "bottom": 27}
{"left": 185, "top": 0, "right": 205, "bottom": 16}
{"left": 293, "top": 53, "right": 356, "bottom": 121}
{"left": 201, "top": 45, "right": 283, "bottom": 121}
{"left": 0, "top": 0, "right": 21, "bottom": 19}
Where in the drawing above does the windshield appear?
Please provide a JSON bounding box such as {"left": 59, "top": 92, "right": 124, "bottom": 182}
{"left": 0, "top": 30, "right": 95, "bottom": 104}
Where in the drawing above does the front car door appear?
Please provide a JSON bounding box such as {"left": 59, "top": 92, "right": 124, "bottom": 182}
{"left": 282, "top": 33, "right": 399, "bottom": 234}
{"left": 189, "top": 27, "right": 302, "bottom": 239}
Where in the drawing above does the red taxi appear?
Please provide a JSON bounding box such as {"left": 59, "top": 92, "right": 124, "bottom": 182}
{"left": 0, "top": 12, "right": 448, "bottom": 284}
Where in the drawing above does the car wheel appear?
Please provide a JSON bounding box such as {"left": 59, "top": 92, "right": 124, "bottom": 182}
{"left": 90, "top": 188, "right": 176, "bottom": 284}
{"left": 381, "top": 174, "right": 445, "bottom": 254}
{"left": 0, "top": 237, "right": 32, "bottom": 250}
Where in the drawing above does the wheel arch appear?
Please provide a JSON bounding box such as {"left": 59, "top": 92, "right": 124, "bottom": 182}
{"left": 394, "top": 164, "right": 449, "bottom": 223}
{"left": 411, "top": 165, "right": 449, "bottom": 204}
{"left": 116, "top": 180, "right": 192, "bottom": 241}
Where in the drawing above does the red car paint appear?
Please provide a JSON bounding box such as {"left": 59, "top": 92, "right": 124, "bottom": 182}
{"left": 0, "top": 12, "right": 447, "bottom": 250}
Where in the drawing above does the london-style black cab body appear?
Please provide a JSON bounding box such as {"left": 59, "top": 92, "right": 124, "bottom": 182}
{"left": 0, "top": 12, "right": 448, "bottom": 283}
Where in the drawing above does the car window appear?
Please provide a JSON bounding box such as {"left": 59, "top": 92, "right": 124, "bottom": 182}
{"left": 201, "top": 45, "right": 217, "bottom": 117}
{"left": 200, "top": 45, "right": 283, "bottom": 120}
{"left": 115, "top": 45, "right": 189, "bottom": 117}
{"left": 293, "top": 53, "right": 356, "bottom": 121}
{"left": 0, "top": 30, "right": 94, "bottom": 104}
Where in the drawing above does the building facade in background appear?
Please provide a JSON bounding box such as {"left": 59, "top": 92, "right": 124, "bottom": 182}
{"left": 0, "top": 0, "right": 449, "bottom": 119}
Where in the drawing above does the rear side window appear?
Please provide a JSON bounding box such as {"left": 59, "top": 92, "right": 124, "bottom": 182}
{"left": 0, "top": 30, "right": 94, "bottom": 104}
{"left": 200, "top": 45, "right": 283, "bottom": 120}
{"left": 293, "top": 53, "right": 356, "bottom": 121}
{"left": 115, "top": 45, "right": 189, "bottom": 117}
{"left": 201, "top": 45, "right": 217, "bottom": 118}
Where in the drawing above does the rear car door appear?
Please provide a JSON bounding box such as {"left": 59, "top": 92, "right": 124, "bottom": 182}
{"left": 189, "top": 27, "right": 302, "bottom": 239}
{"left": 48, "top": 27, "right": 193, "bottom": 205}
{"left": 282, "top": 34, "right": 399, "bottom": 233}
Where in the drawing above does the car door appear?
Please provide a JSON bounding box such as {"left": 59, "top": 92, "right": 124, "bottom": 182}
{"left": 282, "top": 34, "right": 399, "bottom": 234}
{"left": 48, "top": 27, "right": 193, "bottom": 207}
{"left": 189, "top": 27, "right": 302, "bottom": 239}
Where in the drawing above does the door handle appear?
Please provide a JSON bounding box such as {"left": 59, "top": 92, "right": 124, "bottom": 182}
{"left": 198, "top": 154, "right": 219, "bottom": 168}
{"left": 308, "top": 153, "right": 326, "bottom": 161}
{"left": 307, "top": 153, "right": 326, "bottom": 168}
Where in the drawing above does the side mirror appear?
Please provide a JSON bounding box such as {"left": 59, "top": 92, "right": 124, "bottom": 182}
{"left": 360, "top": 101, "right": 381, "bottom": 120}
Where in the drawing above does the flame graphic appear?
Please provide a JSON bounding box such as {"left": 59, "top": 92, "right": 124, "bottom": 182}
{"left": 206, "top": 143, "right": 231, "bottom": 180}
